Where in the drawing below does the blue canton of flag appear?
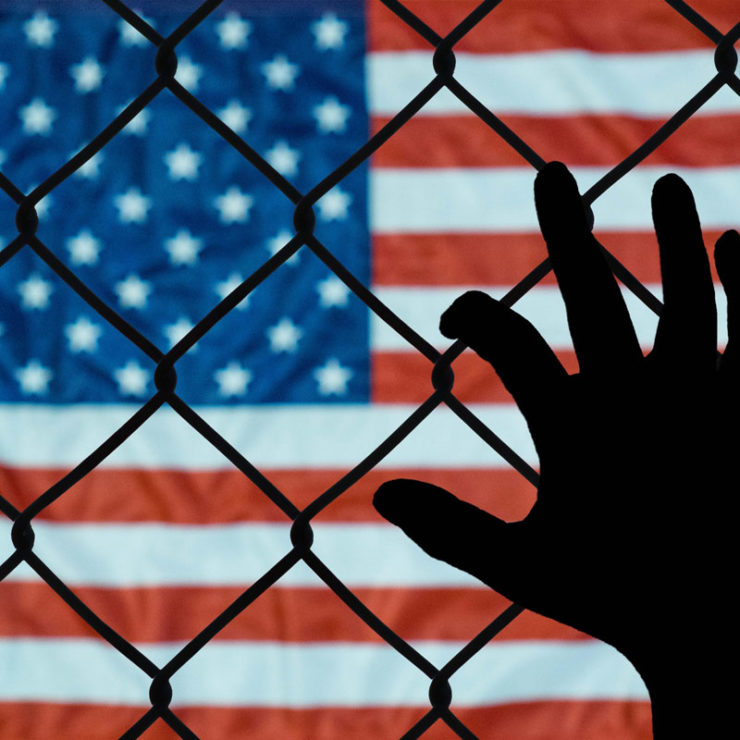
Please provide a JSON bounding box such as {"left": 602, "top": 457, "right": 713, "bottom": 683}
{"left": 0, "top": 1, "right": 369, "bottom": 405}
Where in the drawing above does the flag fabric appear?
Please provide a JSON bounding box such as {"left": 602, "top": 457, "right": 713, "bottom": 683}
{"left": 0, "top": 0, "right": 737, "bottom": 737}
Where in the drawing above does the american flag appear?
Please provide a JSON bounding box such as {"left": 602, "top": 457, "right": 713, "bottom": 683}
{"left": 0, "top": 0, "right": 737, "bottom": 737}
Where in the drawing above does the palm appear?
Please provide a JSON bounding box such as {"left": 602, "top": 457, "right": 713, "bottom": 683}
{"left": 374, "top": 163, "right": 739, "bottom": 713}
{"left": 511, "top": 365, "right": 731, "bottom": 656}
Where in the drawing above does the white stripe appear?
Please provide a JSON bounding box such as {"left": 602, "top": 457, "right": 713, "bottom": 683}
{"left": 371, "top": 166, "right": 740, "bottom": 233}
{"left": 368, "top": 50, "right": 740, "bottom": 116}
{"left": 0, "top": 638, "right": 646, "bottom": 706}
{"left": 1, "top": 521, "right": 490, "bottom": 587}
{"left": 373, "top": 283, "right": 729, "bottom": 351}
{"left": 0, "top": 403, "right": 534, "bottom": 469}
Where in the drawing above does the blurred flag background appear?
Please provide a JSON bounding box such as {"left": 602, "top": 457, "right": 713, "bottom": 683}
{"left": 0, "top": 0, "right": 737, "bottom": 737}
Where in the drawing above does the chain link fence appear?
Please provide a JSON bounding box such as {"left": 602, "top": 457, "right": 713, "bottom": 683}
{"left": 1, "top": 0, "right": 738, "bottom": 737}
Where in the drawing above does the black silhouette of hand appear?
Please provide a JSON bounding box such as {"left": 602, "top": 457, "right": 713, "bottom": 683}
{"left": 374, "top": 162, "right": 739, "bottom": 737}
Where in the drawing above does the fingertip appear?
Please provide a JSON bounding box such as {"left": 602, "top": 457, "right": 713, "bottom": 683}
{"left": 534, "top": 162, "right": 574, "bottom": 204}
{"left": 373, "top": 479, "right": 432, "bottom": 524}
{"left": 652, "top": 173, "right": 694, "bottom": 209}
{"left": 372, "top": 479, "right": 402, "bottom": 522}
{"left": 536, "top": 160, "right": 570, "bottom": 181}
{"left": 715, "top": 228, "right": 740, "bottom": 250}
{"left": 715, "top": 229, "right": 740, "bottom": 289}
{"left": 651, "top": 174, "right": 701, "bottom": 243}
{"left": 439, "top": 290, "right": 496, "bottom": 340}
{"left": 653, "top": 172, "right": 687, "bottom": 190}
{"left": 651, "top": 171, "right": 704, "bottom": 259}
{"left": 534, "top": 161, "right": 588, "bottom": 239}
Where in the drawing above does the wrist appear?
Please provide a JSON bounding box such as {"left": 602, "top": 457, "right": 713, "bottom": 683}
{"left": 627, "top": 640, "right": 731, "bottom": 737}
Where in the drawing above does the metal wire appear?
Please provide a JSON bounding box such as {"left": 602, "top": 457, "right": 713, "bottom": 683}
{"left": 1, "top": 1, "right": 738, "bottom": 737}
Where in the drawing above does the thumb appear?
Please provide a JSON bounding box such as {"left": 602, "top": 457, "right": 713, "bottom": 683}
{"left": 373, "top": 479, "right": 521, "bottom": 594}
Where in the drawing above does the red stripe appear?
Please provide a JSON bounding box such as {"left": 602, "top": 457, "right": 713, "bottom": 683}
{"left": 0, "top": 582, "right": 587, "bottom": 643}
{"left": 0, "top": 701, "right": 653, "bottom": 739}
{"left": 373, "top": 350, "right": 580, "bottom": 404}
{"left": 369, "top": 0, "right": 732, "bottom": 52}
{"left": 370, "top": 115, "right": 740, "bottom": 169}
{"left": 0, "top": 466, "right": 537, "bottom": 524}
{"left": 373, "top": 232, "right": 553, "bottom": 287}
{"left": 372, "top": 231, "right": 725, "bottom": 286}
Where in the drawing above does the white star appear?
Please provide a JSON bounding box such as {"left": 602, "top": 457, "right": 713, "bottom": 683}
{"left": 164, "top": 317, "right": 195, "bottom": 350}
{"left": 24, "top": 11, "right": 58, "bottom": 48}
{"left": 267, "top": 318, "right": 304, "bottom": 353}
{"left": 119, "top": 13, "right": 155, "bottom": 47}
{"left": 215, "top": 273, "right": 249, "bottom": 310}
{"left": 16, "top": 360, "right": 52, "bottom": 395}
{"left": 214, "top": 186, "right": 253, "bottom": 224}
{"left": 163, "top": 143, "right": 202, "bottom": 181}
{"left": 312, "top": 13, "right": 348, "bottom": 50}
{"left": 317, "top": 275, "right": 350, "bottom": 308}
{"left": 267, "top": 229, "right": 299, "bottom": 265}
{"left": 261, "top": 55, "right": 299, "bottom": 91}
{"left": 114, "top": 187, "right": 151, "bottom": 224}
{"left": 67, "top": 229, "right": 101, "bottom": 266}
{"left": 217, "top": 100, "right": 252, "bottom": 134}
{"left": 314, "top": 358, "right": 352, "bottom": 396}
{"left": 0, "top": 64, "right": 8, "bottom": 90}
{"left": 214, "top": 361, "right": 252, "bottom": 397}
{"left": 216, "top": 12, "right": 251, "bottom": 49}
{"left": 313, "top": 96, "right": 350, "bottom": 134}
{"left": 265, "top": 140, "right": 300, "bottom": 177}
{"left": 115, "top": 274, "right": 151, "bottom": 309}
{"left": 70, "top": 57, "right": 105, "bottom": 93}
{"left": 19, "top": 98, "right": 56, "bottom": 136}
{"left": 165, "top": 229, "right": 202, "bottom": 266}
{"left": 18, "top": 274, "right": 52, "bottom": 310}
{"left": 73, "top": 150, "right": 104, "bottom": 179}
{"left": 175, "top": 56, "right": 202, "bottom": 92}
{"left": 114, "top": 360, "right": 150, "bottom": 396}
{"left": 65, "top": 316, "right": 102, "bottom": 353}
{"left": 117, "top": 103, "right": 150, "bottom": 136}
{"left": 317, "top": 187, "right": 352, "bottom": 221}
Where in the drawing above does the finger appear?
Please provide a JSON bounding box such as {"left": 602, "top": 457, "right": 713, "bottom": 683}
{"left": 715, "top": 229, "right": 740, "bottom": 376}
{"left": 440, "top": 290, "right": 566, "bottom": 424}
{"left": 373, "top": 479, "right": 520, "bottom": 595}
{"left": 534, "top": 161, "right": 642, "bottom": 373}
{"left": 651, "top": 173, "right": 716, "bottom": 368}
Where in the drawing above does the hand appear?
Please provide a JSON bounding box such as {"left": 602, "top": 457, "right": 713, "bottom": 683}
{"left": 373, "top": 162, "right": 739, "bottom": 737}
